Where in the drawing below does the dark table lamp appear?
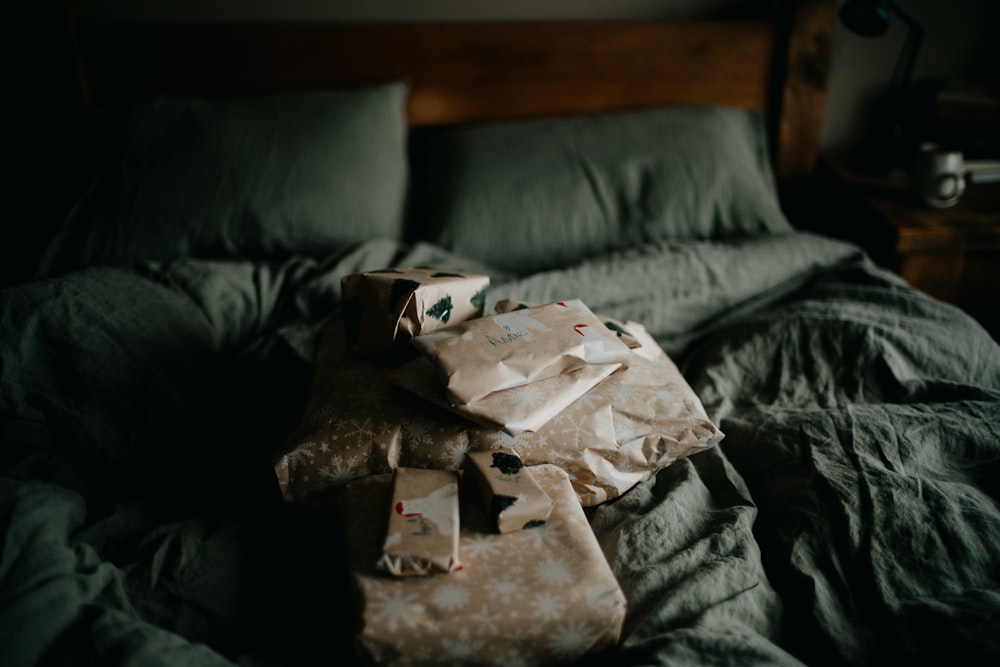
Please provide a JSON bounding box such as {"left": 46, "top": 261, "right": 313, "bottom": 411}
{"left": 839, "top": 0, "right": 925, "bottom": 175}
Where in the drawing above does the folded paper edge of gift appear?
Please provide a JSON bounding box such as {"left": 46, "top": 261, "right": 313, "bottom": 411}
{"left": 411, "top": 299, "right": 632, "bottom": 405}
{"left": 389, "top": 356, "right": 621, "bottom": 436}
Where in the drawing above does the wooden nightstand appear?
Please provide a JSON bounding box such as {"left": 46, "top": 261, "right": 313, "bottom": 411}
{"left": 796, "top": 158, "right": 1000, "bottom": 340}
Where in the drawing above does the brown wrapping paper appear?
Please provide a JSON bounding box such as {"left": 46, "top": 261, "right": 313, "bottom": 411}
{"left": 275, "top": 317, "right": 723, "bottom": 507}
{"left": 411, "top": 299, "right": 630, "bottom": 405}
{"left": 341, "top": 267, "right": 489, "bottom": 360}
{"left": 390, "top": 355, "right": 619, "bottom": 435}
{"left": 494, "top": 298, "right": 642, "bottom": 350}
{"left": 273, "top": 323, "right": 470, "bottom": 506}
{"left": 378, "top": 468, "right": 462, "bottom": 576}
{"left": 341, "top": 464, "right": 627, "bottom": 666}
{"left": 465, "top": 449, "right": 553, "bottom": 533}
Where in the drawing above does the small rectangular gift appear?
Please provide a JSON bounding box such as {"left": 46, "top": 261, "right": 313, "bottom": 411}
{"left": 341, "top": 267, "right": 489, "bottom": 360}
{"left": 411, "top": 298, "right": 631, "bottom": 405}
{"left": 465, "top": 448, "right": 553, "bottom": 533}
{"left": 340, "top": 464, "right": 627, "bottom": 667}
{"left": 377, "top": 468, "right": 462, "bottom": 577}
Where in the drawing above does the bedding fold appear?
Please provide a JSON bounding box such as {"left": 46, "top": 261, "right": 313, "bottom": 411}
{"left": 718, "top": 400, "right": 1000, "bottom": 666}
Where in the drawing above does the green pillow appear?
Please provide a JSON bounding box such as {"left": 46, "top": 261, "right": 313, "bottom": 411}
{"left": 42, "top": 82, "right": 409, "bottom": 272}
{"left": 413, "top": 106, "right": 792, "bottom": 274}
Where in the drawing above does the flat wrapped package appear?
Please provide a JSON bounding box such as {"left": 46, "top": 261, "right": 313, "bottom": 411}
{"left": 341, "top": 464, "right": 627, "bottom": 666}
{"left": 404, "top": 299, "right": 630, "bottom": 433}
{"left": 410, "top": 299, "right": 630, "bottom": 405}
{"left": 341, "top": 267, "right": 489, "bottom": 359}
{"left": 390, "top": 355, "right": 618, "bottom": 435}
{"left": 274, "top": 317, "right": 723, "bottom": 506}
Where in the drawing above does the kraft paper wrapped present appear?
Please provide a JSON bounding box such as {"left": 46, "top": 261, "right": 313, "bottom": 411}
{"left": 378, "top": 468, "right": 462, "bottom": 576}
{"left": 410, "top": 299, "right": 630, "bottom": 406}
{"left": 464, "top": 449, "right": 553, "bottom": 533}
{"left": 387, "top": 299, "right": 632, "bottom": 435}
{"left": 272, "top": 323, "right": 466, "bottom": 506}
{"left": 389, "top": 355, "right": 618, "bottom": 435}
{"left": 274, "top": 317, "right": 723, "bottom": 507}
{"left": 340, "top": 464, "right": 627, "bottom": 667}
{"left": 462, "top": 321, "right": 725, "bottom": 505}
{"left": 494, "top": 298, "right": 642, "bottom": 350}
{"left": 341, "top": 267, "right": 489, "bottom": 360}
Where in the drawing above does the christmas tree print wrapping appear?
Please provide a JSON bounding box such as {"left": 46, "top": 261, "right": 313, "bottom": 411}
{"left": 341, "top": 464, "right": 627, "bottom": 667}
{"left": 274, "top": 314, "right": 723, "bottom": 507}
{"left": 341, "top": 267, "right": 489, "bottom": 360}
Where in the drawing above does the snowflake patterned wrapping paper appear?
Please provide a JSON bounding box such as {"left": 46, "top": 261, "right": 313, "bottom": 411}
{"left": 274, "top": 318, "right": 723, "bottom": 507}
{"left": 342, "top": 464, "right": 626, "bottom": 667}
{"left": 341, "top": 267, "right": 489, "bottom": 360}
{"left": 273, "top": 324, "right": 468, "bottom": 505}
{"left": 410, "top": 299, "right": 631, "bottom": 405}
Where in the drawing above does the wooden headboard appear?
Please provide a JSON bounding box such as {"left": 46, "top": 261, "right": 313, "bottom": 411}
{"left": 71, "top": 0, "right": 835, "bottom": 185}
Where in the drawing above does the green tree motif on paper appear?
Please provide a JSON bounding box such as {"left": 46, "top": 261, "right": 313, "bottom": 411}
{"left": 490, "top": 451, "right": 523, "bottom": 474}
{"left": 490, "top": 495, "right": 517, "bottom": 523}
{"left": 426, "top": 295, "right": 454, "bottom": 323}
{"left": 604, "top": 320, "right": 633, "bottom": 339}
{"left": 470, "top": 287, "right": 487, "bottom": 311}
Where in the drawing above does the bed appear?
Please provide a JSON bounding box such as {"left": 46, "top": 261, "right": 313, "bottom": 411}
{"left": 3, "top": 0, "right": 1000, "bottom": 665}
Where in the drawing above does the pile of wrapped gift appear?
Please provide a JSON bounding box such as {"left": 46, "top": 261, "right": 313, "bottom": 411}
{"left": 272, "top": 267, "right": 725, "bottom": 666}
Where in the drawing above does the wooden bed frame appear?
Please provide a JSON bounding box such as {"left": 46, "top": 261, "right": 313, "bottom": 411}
{"left": 71, "top": 0, "right": 835, "bottom": 185}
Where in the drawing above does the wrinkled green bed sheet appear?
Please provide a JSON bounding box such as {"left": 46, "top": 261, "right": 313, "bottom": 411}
{"left": 2, "top": 232, "right": 998, "bottom": 666}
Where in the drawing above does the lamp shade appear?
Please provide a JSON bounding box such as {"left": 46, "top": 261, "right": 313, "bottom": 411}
{"left": 839, "top": 0, "right": 892, "bottom": 37}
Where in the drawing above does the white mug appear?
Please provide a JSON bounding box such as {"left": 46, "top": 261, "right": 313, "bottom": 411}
{"left": 908, "top": 143, "right": 966, "bottom": 208}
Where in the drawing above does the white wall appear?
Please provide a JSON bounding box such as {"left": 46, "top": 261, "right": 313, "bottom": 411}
{"left": 84, "top": 0, "right": 999, "bottom": 158}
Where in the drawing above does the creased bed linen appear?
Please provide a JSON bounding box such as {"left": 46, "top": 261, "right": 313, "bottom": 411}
{"left": 2, "top": 232, "right": 998, "bottom": 667}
